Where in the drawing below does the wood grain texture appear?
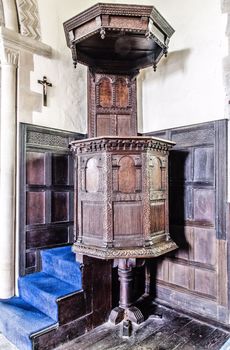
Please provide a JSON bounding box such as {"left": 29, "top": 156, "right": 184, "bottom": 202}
{"left": 19, "top": 123, "right": 84, "bottom": 275}
{"left": 88, "top": 73, "right": 137, "bottom": 138}
{"left": 26, "top": 191, "right": 45, "bottom": 225}
{"left": 71, "top": 136, "right": 175, "bottom": 258}
{"left": 26, "top": 152, "right": 45, "bottom": 185}
{"left": 53, "top": 304, "right": 230, "bottom": 350}
{"left": 98, "top": 78, "right": 113, "bottom": 107}
{"left": 148, "top": 119, "right": 229, "bottom": 324}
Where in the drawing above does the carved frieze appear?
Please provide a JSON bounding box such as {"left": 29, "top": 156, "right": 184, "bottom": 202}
{"left": 73, "top": 238, "right": 177, "bottom": 259}
{"left": 70, "top": 136, "right": 175, "bottom": 155}
{"left": 27, "top": 131, "right": 69, "bottom": 149}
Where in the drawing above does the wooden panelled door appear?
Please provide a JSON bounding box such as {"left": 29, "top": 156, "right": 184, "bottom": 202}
{"left": 19, "top": 123, "right": 84, "bottom": 275}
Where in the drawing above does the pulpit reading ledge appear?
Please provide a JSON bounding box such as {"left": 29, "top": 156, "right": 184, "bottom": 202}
{"left": 64, "top": 3, "right": 178, "bottom": 333}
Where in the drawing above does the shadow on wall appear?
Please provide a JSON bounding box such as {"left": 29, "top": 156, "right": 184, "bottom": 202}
{"left": 111, "top": 148, "right": 191, "bottom": 315}
{"left": 146, "top": 149, "right": 190, "bottom": 302}
{"left": 141, "top": 48, "right": 191, "bottom": 82}
{"left": 122, "top": 148, "right": 191, "bottom": 316}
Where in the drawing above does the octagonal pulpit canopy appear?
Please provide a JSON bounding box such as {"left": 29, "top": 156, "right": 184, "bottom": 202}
{"left": 63, "top": 2, "right": 175, "bottom": 74}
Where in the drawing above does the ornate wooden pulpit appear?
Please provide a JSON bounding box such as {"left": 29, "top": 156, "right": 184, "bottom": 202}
{"left": 64, "top": 3, "right": 177, "bottom": 331}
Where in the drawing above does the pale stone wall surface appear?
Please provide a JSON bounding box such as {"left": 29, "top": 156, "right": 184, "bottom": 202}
{"left": 142, "top": 0, "right": 227, "bottom": 132}
{"left": 32, "top": 0, "right": 228, "bottom": 134}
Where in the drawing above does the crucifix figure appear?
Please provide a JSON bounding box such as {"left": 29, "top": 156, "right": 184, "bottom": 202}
{"left": 37, "top": 76, "right": 52, "bottom": 106}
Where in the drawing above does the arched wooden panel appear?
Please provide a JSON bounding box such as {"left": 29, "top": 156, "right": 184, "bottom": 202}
{"left": 118, "top": 156, "right": 136, "bottom": 193}
{"left": 115, "top": 78, "right": 129, "bottom": 108}
{"left": 98, "top": 78, "right": 112, "bottom": 107}
{"left": 86, "top": 157, "right": 99, "bottom": 193}
{"left": 149, "top": 157, "right": 162, "bottom": 191}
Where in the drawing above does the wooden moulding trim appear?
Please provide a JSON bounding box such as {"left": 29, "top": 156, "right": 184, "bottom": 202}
{"left": 72, "top": 239, "right": 178, "bottom": 259}
{"left": 70, "top": 136, "right": 175, "bottom": 154}
{"left": 63, "top": 3, "right": 174, "bottom": 45}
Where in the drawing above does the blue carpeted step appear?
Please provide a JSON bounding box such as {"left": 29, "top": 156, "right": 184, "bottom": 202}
{"left": 18, "top": 272, "right": 79, "bottom": 321}
{"left": 41, "top": 246, "right": 82, "bottom": 288}
{"left": 0, "top": 297, "right": 57, "bottom": 350}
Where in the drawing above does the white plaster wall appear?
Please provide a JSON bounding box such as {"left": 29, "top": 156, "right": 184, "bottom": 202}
{"left": 20, "top": 0, "right": 227, "bottom": 134}
{"left": 142, "top": 0, "right": 227, "bottom": 132}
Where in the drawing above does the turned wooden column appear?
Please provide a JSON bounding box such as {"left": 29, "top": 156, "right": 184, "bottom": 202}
{"left": 119, "top": 261, "right": 133, "bottom": 309}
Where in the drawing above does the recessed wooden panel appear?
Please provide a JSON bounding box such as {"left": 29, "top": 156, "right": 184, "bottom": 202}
{"left": 21, "top": 124, "right": 81, "bottom": 276}
{"left": 171, "top": 126, "right": 214, "bottom": 147}
{"left": 26, "top": 227, "right": 69, "bottom": 249}
{"left": 149, "top": 157, "right": 162, "bottom": 191}
{"left": 26, "top": 152, "right": 45, "bottom": 185}
{"left": 82, "top": 202, "right": 104, "bottom": 237}
{"left": 26, "top": 192, "right": 45, "bottom": 225}
{"left": 98, "top": 78, "right": 112, "bottom": 107}
{"left": 150, "top": 203, "right": 165, "bottom": 233}
{"left": 194, "top": 189, "right": 215, "bottom": 224}
{"left": 172, "top": 226, "right": 192, "bottom": 261}
{"left": 86, "top": 158, "right": 99, "bottom": 193}
{"left": 194, "top": 269, "right": 217, "bottom": 298}
{"left": 170, "top": 186, "right": 192, "bottom": 223}
{"left": 118, "top": 156, "right": 136, "bottom": 193}
{"left": 52, "top": 154, "right": 68, "bottom": 185}
{"left": 96, "top": 114, "right": 116, "bottom": 136}
{"left": 117, "top": 115, "right": 132, "bottom": 136}
{"left": 26, "top": 251, "right": 36, "bottom": 268}
{"left": 156, "top": 260, "right": 164, "bottom": 280}
{"left": 51, "top": 192, "right": 69, "bottom": 222}
{"left": 193, "top": 228, "right": 216, "bottom": 266}
{"left": 194, "top": 147, "right": 214, "bottom": 183}
{"left": 115, "top": 78, "right": 129, "bottom": 108}
{"left": 168, "top": 262, "right": 190, "bottom": 289}
{"left": 109, "top": 16, "right": 145, "bottom": 30}
{"left": 114, "top": 202, "right": 142, "bottom": 236}
{"left": 169, "top": 149, "right": 192, "bottom": 182}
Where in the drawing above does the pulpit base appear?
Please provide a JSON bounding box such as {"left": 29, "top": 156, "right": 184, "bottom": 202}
{"left": 73, "top": 238, "right": 178, "bottom": 260}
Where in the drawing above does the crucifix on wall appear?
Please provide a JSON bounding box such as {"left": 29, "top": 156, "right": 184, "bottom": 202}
{"left": 37, "top": 76, "right": 52, "bottom": 106}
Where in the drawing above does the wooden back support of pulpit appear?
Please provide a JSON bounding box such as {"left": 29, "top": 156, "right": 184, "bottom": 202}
{"left": 64, "top": 3, "right": 177, "bottom": 333}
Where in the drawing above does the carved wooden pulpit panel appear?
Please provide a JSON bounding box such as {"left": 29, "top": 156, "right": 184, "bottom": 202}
{"left": 88, "top": 73, "right": 137, "bottom": 137}
{"left": 70, "top": 136, "right": 176, "bottom": 259}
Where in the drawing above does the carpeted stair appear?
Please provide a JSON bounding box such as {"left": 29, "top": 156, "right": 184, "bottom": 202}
{"left": 0, "top": 246, "right": 82, "bottom": 350}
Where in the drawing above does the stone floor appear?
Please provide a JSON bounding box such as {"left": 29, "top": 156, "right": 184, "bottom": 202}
{"left": 1, "top": 304, "right": 230, "bottom": 350}
{"left": 54, "top": 305, "right": 230, "bottom": 350}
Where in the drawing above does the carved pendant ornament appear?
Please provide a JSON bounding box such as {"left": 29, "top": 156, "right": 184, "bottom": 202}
{"left": 63, "top": 3, "right": 174, "bottom": 74}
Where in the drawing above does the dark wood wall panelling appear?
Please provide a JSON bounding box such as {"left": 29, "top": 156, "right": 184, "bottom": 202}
{"left": 19, "top": 123, "right": 84, "bottom": 276}
{"left": 147, "top": 119, "right": 229, "bottom": 324}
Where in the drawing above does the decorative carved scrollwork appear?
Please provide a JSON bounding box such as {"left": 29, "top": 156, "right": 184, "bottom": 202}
{"left": 70, "top": 137, "right": 175, "bottom": 154}
{"left": 73, "top": 238, "right": 178, "bottom": 259}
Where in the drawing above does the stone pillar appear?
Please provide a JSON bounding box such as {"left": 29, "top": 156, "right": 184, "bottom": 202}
{"left": 0, "top": 46, "right": 19, "bottom": 298}
{"left": 2, "top": 0, "right": 18, "bottom": 32}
